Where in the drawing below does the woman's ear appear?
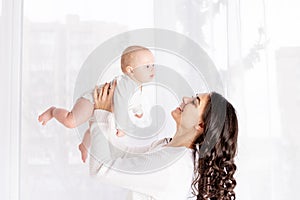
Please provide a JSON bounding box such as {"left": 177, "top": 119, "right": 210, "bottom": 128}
{"left": 195, "top": 121, "right": 205, "bottom": 133}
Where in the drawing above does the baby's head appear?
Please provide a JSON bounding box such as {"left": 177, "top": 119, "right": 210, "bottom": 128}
{"left": 121, "top": 46, "right": 155, "bottom": 83}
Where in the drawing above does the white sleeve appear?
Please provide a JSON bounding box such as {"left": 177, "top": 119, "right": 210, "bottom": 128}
{"left": 127, "top": 92, "right": 153, "bottom": 128}
{"left": 89, "top": 110, "right": 187, "bottom": 198}
{"left": 94, "top": 156, "right": 172, "bottom": 198}
{"left": 89, "top": 110, "right": 161, "bottom": 174}
{"left": 128, "top": 103, "right": 143, "bottom": 115}
{"left": 89, "top": 110, "right": 115, "bottom": 174}
{"left": 90, "top": 110, "right": 165, "bottom": 155}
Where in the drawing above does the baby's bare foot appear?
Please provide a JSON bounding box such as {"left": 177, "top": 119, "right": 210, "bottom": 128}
{"left": 116, "top": 130, "right": 125, "bottom": 137}
{"left": 38, "top": 106, "right": 55, "bottom": 125}
{"left": 79, "top": 143, "right": 88, "bottom": 163}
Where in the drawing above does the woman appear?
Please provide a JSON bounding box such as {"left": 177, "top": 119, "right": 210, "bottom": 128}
{"left": 90, "top": 82, "right": 238, "bottom": 200}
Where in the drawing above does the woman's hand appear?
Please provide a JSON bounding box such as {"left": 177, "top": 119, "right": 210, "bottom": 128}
{"left": 93, "top": 80, "right": 117, "bottom": 112}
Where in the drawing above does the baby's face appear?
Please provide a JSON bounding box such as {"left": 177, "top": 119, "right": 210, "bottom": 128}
{"left": 130, "top": 50, "right": 155, "bottom": 83}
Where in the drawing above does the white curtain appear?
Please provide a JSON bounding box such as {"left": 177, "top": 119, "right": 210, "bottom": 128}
{"left": 0, "top": 0, "right": 23, "bottom": 199}
{"left": 1, "top": 0, "right": 300, "bottom": 199}
{"left": 20, "top": 1, "right": 154, "bottom": 200}
{"left": 155, "top": 0, "right": 300, "bottom": 199}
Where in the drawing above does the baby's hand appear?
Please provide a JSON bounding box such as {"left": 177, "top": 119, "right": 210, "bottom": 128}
{"left": 134, "top": 113, "right": 143, "bottom": 118}
{"left": 116, "top": 129, "right": 125, "bottom": 137}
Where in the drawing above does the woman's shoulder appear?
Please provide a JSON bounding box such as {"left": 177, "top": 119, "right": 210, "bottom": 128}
{"left": 149, "top": 138, "right": 194, "bottom": 166}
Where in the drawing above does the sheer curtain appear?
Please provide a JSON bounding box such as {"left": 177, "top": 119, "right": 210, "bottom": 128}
{"left": 21, "top": 1, "right": 154, "bottom": 200}
{"left": 153, "top": 0, "right": 299, "bottom": 199}
{"left": 1, "top": 0, "right": 300, "bottom": 199}
{"left": 0, "top": 0, "right": 23, "bottom": 199}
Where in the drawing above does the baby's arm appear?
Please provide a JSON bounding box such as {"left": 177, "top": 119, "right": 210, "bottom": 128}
{"left": 131, "top": 104, "right": 144, "bottom": 118}
{"left": 38, "top": 97, "right": 94, "bottom": 128}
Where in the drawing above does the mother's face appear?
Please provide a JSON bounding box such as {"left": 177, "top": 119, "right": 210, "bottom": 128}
{"left": 172, "top": 93, "right": 210, "bottom": 131}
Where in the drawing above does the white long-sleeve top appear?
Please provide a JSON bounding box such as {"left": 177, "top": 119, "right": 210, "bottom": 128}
{"left": 89, "top": 110, "right": 196, "bottom": 200}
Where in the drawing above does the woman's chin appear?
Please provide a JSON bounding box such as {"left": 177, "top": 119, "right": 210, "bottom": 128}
{"left": 171, "top": 109, "right": 181, "bottom": 122}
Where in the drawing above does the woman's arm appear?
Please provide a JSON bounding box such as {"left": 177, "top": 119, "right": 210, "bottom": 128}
{"left": 91, "top": 81, "right": 157, "bottom": 153}
{"left": 90, "top": 109, "right": 192, "bottom": 199}
{"left": 89, "top": 82, "right": 193, "bottom": 199}
{"left": 89, "top": 81, "right": 166, "bottom": 162}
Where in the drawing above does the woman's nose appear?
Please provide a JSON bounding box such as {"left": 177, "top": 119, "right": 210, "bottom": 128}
{"left": 182, "top": 97, "right": 192, "bottom": 104}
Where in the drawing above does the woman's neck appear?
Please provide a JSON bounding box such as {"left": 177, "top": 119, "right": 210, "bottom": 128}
{"left": 166, "top": 127, "right": 196, "bottom": 149}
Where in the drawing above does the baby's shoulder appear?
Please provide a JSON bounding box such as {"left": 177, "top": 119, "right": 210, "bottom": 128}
{"left": 115, "top": 75, "right": 138, "bottom": 92}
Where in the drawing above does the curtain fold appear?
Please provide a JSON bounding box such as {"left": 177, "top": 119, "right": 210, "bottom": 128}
{"left": 0, "top": 0, "right": 23, "bottom": 200}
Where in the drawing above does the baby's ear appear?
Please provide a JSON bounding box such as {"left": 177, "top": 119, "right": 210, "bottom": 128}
{"left": 126, "top": 66, "right": 133, "bottom": 73}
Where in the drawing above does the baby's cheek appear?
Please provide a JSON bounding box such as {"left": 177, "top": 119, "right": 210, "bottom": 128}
{"left": 136, "top": 73, "right": 147, "bottom": 81}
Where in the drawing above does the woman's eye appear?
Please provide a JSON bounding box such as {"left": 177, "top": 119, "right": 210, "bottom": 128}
{"left": 146, "top": 65, "right": 150, "bottom": 68}
{"left": 193, "top": 98, "right": 200, "bottom": 106}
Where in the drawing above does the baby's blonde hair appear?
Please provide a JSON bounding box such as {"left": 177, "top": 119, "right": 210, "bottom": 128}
{"left": 121, "top": 45, "right": 150, "bottom": 73}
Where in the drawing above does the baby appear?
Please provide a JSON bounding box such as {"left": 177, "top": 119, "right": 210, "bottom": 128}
{"left": 38, "top": 45, "right": 155, "bottom": 162}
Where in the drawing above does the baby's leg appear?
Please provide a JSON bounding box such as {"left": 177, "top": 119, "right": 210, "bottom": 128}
{"left": 53, "top": 98, "right": 94, "bottom": 128}
{"left": 38, "top": 98, "right": 94, "bottom": 128}
{"left": 79, "top": 128, "right": 91, "bottom": 163}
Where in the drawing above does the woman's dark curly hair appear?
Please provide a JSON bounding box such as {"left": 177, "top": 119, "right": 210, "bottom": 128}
{"left": 191, "top": 92, "right": 238, "bottom": 200}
